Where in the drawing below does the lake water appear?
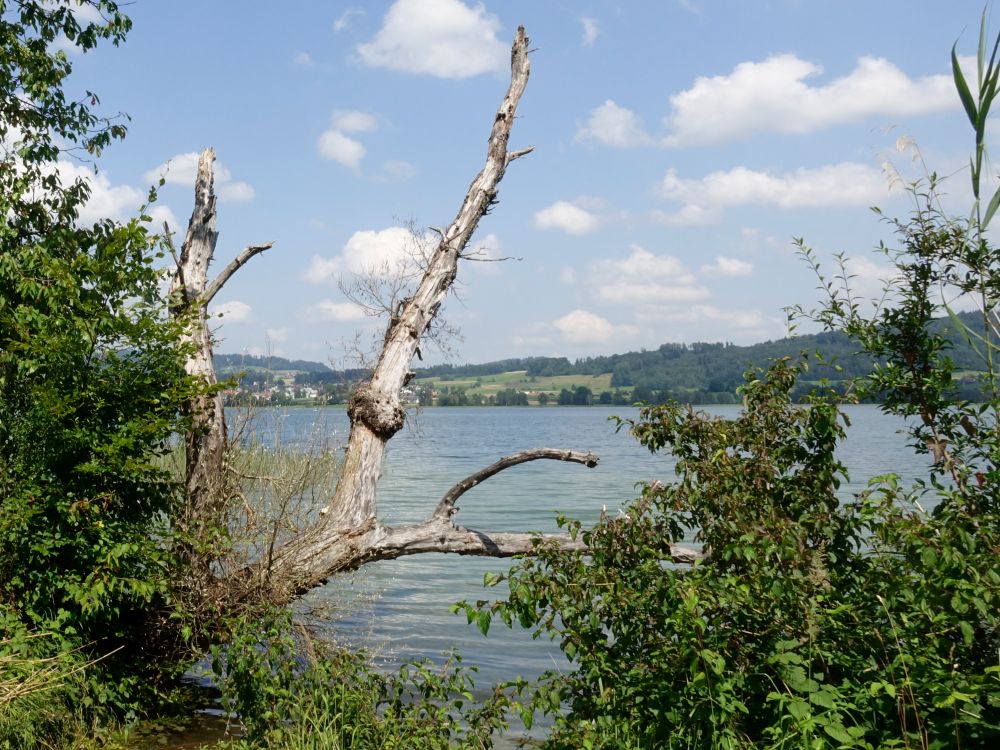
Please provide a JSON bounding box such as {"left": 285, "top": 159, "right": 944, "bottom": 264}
{"left": 241, "top": 404, "right": 930, "bottom": 693}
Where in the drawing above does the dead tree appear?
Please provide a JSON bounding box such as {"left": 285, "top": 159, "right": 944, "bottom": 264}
{"left": 174, "top": 27, "right": 699, "bottom": 610}
{"left": 168, "top": 148, "right": 274, "bottom": 571}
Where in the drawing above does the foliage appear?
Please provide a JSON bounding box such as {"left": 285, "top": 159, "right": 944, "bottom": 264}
{"left": 0, "top": 0, "right": 197, "bottom": 717}
{"left": 457, "top": 15, "right": 1000, "bottom": 749}
{"left": 464, "top": 354, "right": 1000, "bottom": 748}
{"left": 211, "top": 610, "right": 513, "bottom": 750}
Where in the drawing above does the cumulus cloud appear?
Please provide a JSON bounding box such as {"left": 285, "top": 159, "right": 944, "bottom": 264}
{"left": 701, "top": 255, "right": 753, "bottom": 276}
{"left": 331, "top": 110, "right": 378, "bottom": 133}
{"left": 144, "top": 152, "right": 255, "bottom": 203}
{"left": 148, "top": 204, "right": 180, "bottom": 233}
{"left": 317, "top": 110, "right": 380, "bottom": 170}
{"left": 357, "top": 0, "right": 506, "bottom": 79}
{"left": 218, "top": 181, "right": 255, "bottom": 202}
{"left": 293, "top": 51, "right": 315, "bottom": 66}
{"left": 55, "top": 161, "right": 144, "bottom": 224}
{"left": 657, "top": 162, "right": 892, "bottom": 225}
{"left": 663, "top": 54, "right": 955, "bottom": 147}
{"left": 580, "top": 17, "right": 599, "bottom": 47}
{"left": 534, "top": 200, "right": 601, "bottom": 235}
{"left": 317, "top": 129, "right": 366, "bottom": 169}
{"left": 553, "top": 309, "right": 638, "bottom": 345}
{"left": 305, "top": 226, "right": 434, "bottom": 284}
{"left": 638, "top": 303, "right": 766, "bottom": 331}
{"left": 305, "top": 300, "right": 367, "bottom": 322}
{"left": 211, "top": 300, "right": 252, "bottom": 323}
{"left": 575, "top": 100, "right": 652, "bottom": 147}
{"left": 304, "top": 255, "right": 342, "bottom": 284}
{"left": 589, "top": 245, "right": 709, "bottom": 304}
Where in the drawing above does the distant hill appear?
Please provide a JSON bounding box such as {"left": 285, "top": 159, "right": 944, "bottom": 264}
{"left": 215, "top": 353, "right": 333, "bottom": 374}
{"left": 217, "top": 311, "right": 992, "bottom": 401}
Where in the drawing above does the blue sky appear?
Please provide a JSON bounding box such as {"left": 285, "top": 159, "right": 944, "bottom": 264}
{"left": 64, "top": 0, "right": 996, "bottom": 365}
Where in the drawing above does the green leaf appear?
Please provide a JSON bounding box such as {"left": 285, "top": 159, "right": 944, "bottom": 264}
{"left": 476, "top": 610, "right": 491, "bottom": 637}
{"left": 960, "top": 620, "right": 975, "bottom": 646}
{"left": 954, "top": 45, "right": 979, "bottom": 129}
{"left": 823, "top": 721, "right": 855, "bottom": 744}
{"left": 983, "top": 182, "right": 1000, "bottom": 228}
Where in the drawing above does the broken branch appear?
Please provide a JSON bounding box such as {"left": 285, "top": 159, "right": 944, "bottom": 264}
{"left": 433, "top": 448, "right": 599, "bottom": 522}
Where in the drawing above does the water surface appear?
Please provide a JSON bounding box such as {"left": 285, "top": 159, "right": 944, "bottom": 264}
{"left": 242, "top": 405, "right": 929, "bottom": 689}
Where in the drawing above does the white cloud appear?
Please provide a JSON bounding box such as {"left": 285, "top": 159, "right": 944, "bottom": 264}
{"left": 581, "top": 17, "right": 599, "bottom": 47}
{"left": 56, "top": 161, "right": 144, "bottom": 224}
{"left": 830, "top": 254, "right": 900, "bottom": 303}
{"left": 465, "top": 232, "right": 502, "bottom": 274}
{"left": 559, "top": 267, "right": 577, "bottom": 285}
{"left": 266, "top": 326, "right": 290, "bottom": 342}
{"left": 663, "top": 54, "right": 955, "bottom": 147}
{"left": 317, "top": 129, "right": 366, "bottom": 169}
{"left": 342, "top": 226, "right": 429, "bottom": 275}
{"left": 293, "top": 51, "right": 315, "bottom": 66}
{"left": 650, "top": 204, "right": 721, "bottom": 227}
{"left": 306, "top": 226, "right": 434, "bottom": 285}
{"left": 576, "top": 100, "right": 652, "bottom": 147}
{"left": 145, "top": 152, "right": 203, "bottom": 185}
{"left": 218, "top": 180, "right": 255, "bottom": 202}
{"left": 317, "top": 110, "right": 380, "bottom": 170}
{"left": 508, "top": 322, "right": 553, "bottom": 349}
{"left": 534, "top": 200, "right": 601, "bottom": 235}
{"left": 211, "top": 300, "right": 252, "bottom": 323}
{"left": 148, "top": 204, "right": 180, "bottom": 233}
{"left": 553, "top": 309, "right": 638, "bottom": 344}
{"left": 657, "top": 162, "right": 892, "bottom": 224}
{"left": 701, "top": 255, "right": 753, "bottom": 276}
{"left": 357, "top": 0, "right": 506, "bottom": 79}
{"left": 306, "top": 300, "right": 367, "bottom": 322}
{"left": 639, "top": 303, "right": 765, "bottom": 331}
{"left": 304, "top": 255, "right": 342, "bottom": 284}
{"left": 334, "top": 7, "right": 364, "bottom": 32}
{"left": 144, "top": 152, "right": 254, "bottom": 203}
{"left": 378, "top": 160, "right": 417, "bottom": 182}
{"left": 331, "top": 110, "right": 378, "bottom": 133}
{"left": 588, "top": 245, "right": 709, "bottom": 304}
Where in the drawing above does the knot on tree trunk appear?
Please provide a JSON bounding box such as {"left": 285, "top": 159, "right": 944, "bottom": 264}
{"left": 348, "top": 383, "right": 405, "bottom": 439}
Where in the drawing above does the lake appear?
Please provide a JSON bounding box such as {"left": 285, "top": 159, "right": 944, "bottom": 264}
{"left": 242, "top": 404, "right": 930, "bottom": 692}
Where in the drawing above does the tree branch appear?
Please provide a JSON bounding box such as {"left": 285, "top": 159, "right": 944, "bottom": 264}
{"left": 366, "top": 521, "right": 702, "bottom": 569}
{"left": 205, "top": 242, "right": 276, "bottom": 305}
{"left": 432, "top": 448, "right": 599, "bottom": 523}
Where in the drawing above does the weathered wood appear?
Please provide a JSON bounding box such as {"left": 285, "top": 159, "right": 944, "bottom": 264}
{"left": 170, "top": 148, "right": 275, "bottom": 552}
{"left": 173, "top": 29, "right": 700, "bottom": 611}
{"left": 258, "top": 26, "right": 549, "bottom": 598}
{"left": 170, "top": 149, "right": 226, "bottom": 540}
{"left": 432, "top": 448, "right": 599, "bottom": 523}
{"left": 248, "top": 27, "right": 703, "bottom": 604}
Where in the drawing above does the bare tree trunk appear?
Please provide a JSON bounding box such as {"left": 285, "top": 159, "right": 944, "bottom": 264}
{"left": 170, "top": 29, "right": 700, "bottom": 612}
{"left": 248, "top": 27, "right": 698, "bottom": 603}
{"left": 169, "top": 149, "right": 274, "bottom": 559}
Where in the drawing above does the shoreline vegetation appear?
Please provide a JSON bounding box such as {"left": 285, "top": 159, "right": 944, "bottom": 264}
{"left": 3, "top": 4, "right": 1000, "bottom": 749}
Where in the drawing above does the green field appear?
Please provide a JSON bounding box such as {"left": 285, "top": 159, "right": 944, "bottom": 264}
{"left": 414, "top": 370, "right": 613, "bottom": 398}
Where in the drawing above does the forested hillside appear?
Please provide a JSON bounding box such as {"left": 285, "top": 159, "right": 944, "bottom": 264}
{"left": 219, "top": 312, "right": 991, "bottom": 404}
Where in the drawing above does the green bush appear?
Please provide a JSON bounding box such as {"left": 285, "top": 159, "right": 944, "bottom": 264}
{"left": 0, "top": 0, "right": 199, "bottom": 718}
{"left": 211, "top": 610, "right": 513, "bottom": 749}
{"left": 459, "top": 16, "right": 1000, "bottom": 750}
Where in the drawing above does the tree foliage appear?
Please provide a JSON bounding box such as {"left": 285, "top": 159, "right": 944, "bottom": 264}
{"left": 0, "top": 0, "right": 195, "bottom": 715}
{"left": 460, "top": 17, "right": 1000, "bottom": 749}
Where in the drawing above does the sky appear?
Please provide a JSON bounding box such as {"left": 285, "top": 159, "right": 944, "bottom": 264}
{"left": 59, "top": 0, "right": 1000, "bottom": 366}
